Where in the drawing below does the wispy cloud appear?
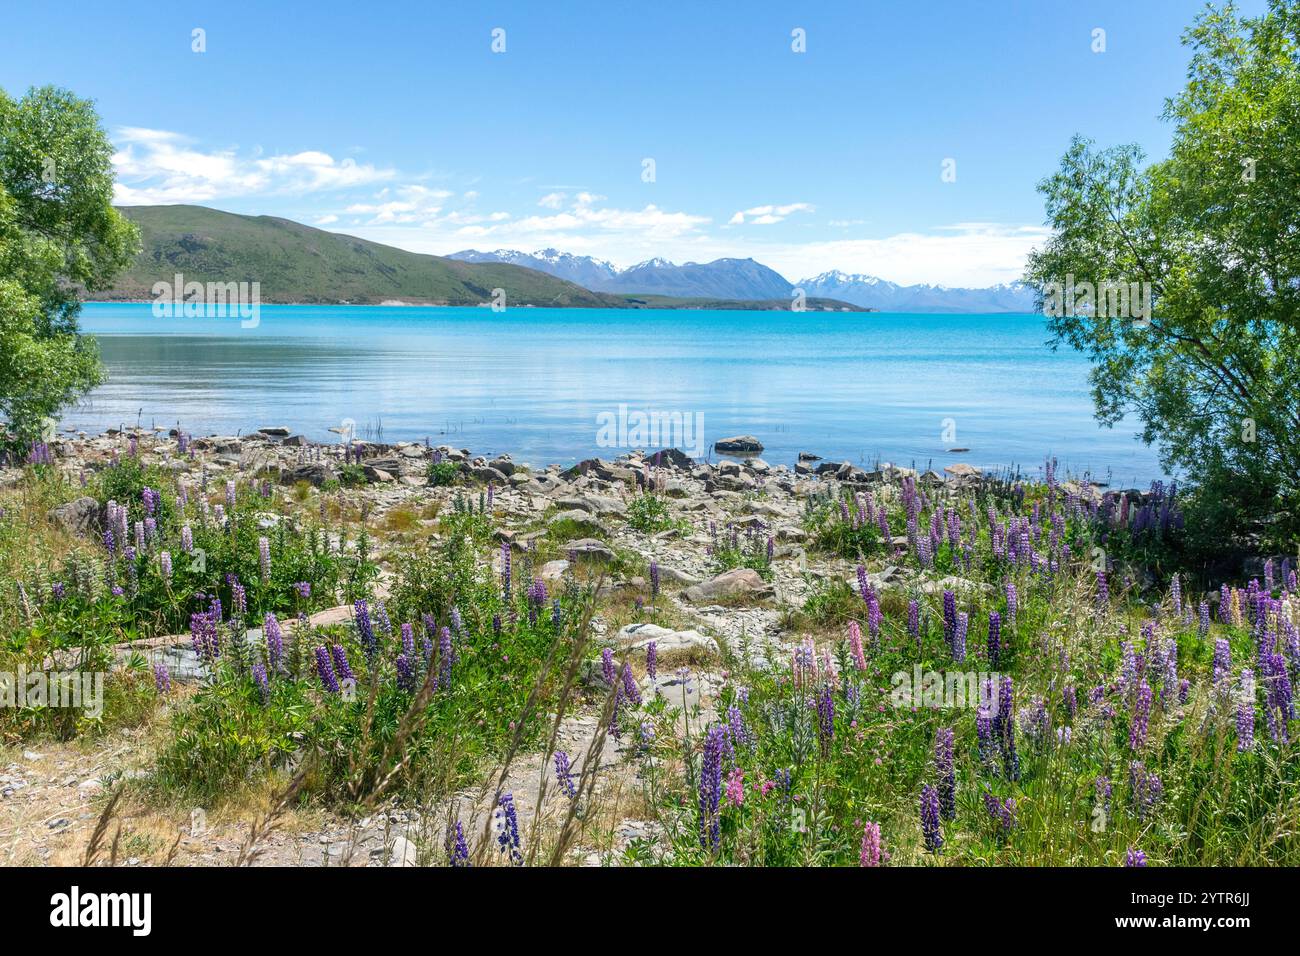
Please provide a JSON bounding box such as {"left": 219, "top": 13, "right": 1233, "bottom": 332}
{"left": 728, "top": 202, "right": 814, "bottom": 226}
{"left": 111, "top": 128, "right": 395, "bottom": 205}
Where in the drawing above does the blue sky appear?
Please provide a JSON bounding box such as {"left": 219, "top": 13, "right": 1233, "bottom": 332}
{"left": 1, "top": 0, "right": 1263, "bottom": 285}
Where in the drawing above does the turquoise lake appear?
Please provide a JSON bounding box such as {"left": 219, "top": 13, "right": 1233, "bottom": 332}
{"left": 69, "top": 303, "right": 1166, "bottom": 485}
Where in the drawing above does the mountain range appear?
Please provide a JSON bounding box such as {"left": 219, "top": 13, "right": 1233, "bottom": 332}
{"left": 97, "top": 206, "right": 861, "bottom": 311}
{"left": 450, "top": 250, "right": 1039, "bottom": 313}
{"left": 98, "top": 204, "right": 1034, "bottom": 313}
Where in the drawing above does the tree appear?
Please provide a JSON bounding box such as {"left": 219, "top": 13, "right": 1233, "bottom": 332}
{"left": 0, "top": 86, "right": 138, "bottom": 445}
{"left": 1024, "top": 0, "right": 1300, "bottom": 560}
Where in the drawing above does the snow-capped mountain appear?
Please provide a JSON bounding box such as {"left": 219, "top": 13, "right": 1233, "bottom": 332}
{"left": 448, "top": 248, "right": 620, "bottom": 290}
{"left": 797, "top": 271, "right": 1038, "bottom": 313}
{"left": 449, "top": 249, "right": 792, "bottom": 299}
{"left": 448, "top": 250, "right": 1039, "bottom": 312}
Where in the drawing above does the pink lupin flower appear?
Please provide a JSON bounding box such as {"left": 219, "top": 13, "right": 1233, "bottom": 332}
{"left": 848, "top": 620, "right": 867, "bottom": 671}
{"left": 859, "top": 821, "right": 882, "bottom": 867}
{"left": 724, "top": 767, "right": 745, "bottom": 807}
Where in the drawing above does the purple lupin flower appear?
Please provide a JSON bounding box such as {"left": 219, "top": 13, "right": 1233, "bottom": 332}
{"left": 315, "top": 645, "right": 340, "bottom": 692}
{"left": 103, "top": 528, "right": 116, "bottom": 556}
{"left": 998, "top": 676, "right": 1020, "bottom": 781}
{"left": 264, "top": 612, "right": 283, "bottom": 670}
{"left": 1125, "top": 848, "right": 1147, "bottom": 867}
{"left": 620, "top": 663, "right": 642, "bottom": 707}
{"left": 1199, "top": 601, "right": 1210, "bottom": 637}
{"left": 252, "top": 662, "right": 270, "bottom": 705}
{"left": 951, "top": 611, "right": 968, "bottom": 663}
{"left": 987, "top": 610, "right": 1001, "bottom": 667}
{"left": 1237, "top": 668, "right": 1255, "bottom": 751}
{"left": 159, "top": 551, "right": 173, "bottom": 580}
{"left": 649, "top": 560, "right": 660, "bottom": 603}
{"left": 153, "top": 662, "right": 171, "bottom": 693}
{"left": 495, "top": 793, "right": 522, "bottom": 865}
{"left": 907, "top": 599, "right": 920, "bottom": 643}
{"left": 1096, "top": 569, "right": 1109, "bottom": 610}
{"left": 396, "top": 653, "right": 415, "bottom": 691}
{"left": 554, "top": 750, "right": 577, "bottom": 799}
{"left": 601, "top": 647, "right": 616, "bottom": 686}
{"left": 942, "top": 589, "right": 957, "bottom": 647}
{"left": 331, "top": 644, "right": 354, "bottom": 683}
{"left": 976, "top": 703, "right": 996, "bottom": 768}
{"left": 816, "top": 682, "right": 835, "bottom": 755}
{"left": 447, "top": 821, "right": 470, "bottom": 867}
{"left": 526, "top": 578, "right": 547, "bottom": 626}
{"left": 1005, "top": 581, "right": 1018, "bottom": 631}
{"left": 983, "top": 791, "right": 1015, "bottom": 837}
{"left": 646, "top": 641, "right": 657, "bottom": 682}
{"left": 699, "top": 724, "right": 726, "bottom": 850}
{"left": 354, "top": 599, "right": 376, "bottom": 661}
{"left": 1129, "top": 682, "right": 1153, "bottom": 750}
{"left": 258, "top": 536, "right": 271, "bottom": 582}
{"left": 181, "top": 525, "right": 193, "bottom": 554}
{"left": 438, "top": 625, "right": 453, "bottom": 689}
{"left": 920, "top": 784, "right": 943, "bottom": 853}
{"left": 935, "top": 727, "right": 955, "bottom": 820}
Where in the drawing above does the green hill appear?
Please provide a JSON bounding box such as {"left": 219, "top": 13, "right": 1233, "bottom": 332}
{"left": 103, "top": 205, "right": 627, "bottom": 307}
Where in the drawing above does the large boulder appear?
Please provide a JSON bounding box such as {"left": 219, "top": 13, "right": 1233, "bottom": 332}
{"left": 48, "top": 497, "right": 101, "bottom": 537}
{"left": 548, "top": 509, "right": 608, "bottom": 536}
{"left": 683, "top": 568, "right": 772, "bottom": 603}
{"left": 283, "top": 463, "right": 336, "bottom": 487}
{"left": 616, "top": 622, "right": 718, "bottom": 656}
{"left": 714, "top": 435, "right": 764, "bottom": 454}
{"left": 563, "top": 539, "right": 617, "bottom": 563}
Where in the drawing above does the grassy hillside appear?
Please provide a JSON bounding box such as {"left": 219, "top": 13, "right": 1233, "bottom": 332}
{"left": 104, "top": 205, "right": 626, "bottom": 307}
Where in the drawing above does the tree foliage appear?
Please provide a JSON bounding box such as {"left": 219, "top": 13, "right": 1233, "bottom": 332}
{"left": 0, "top": 86, "right": 138, "bottom": 443}
{"left": 1024, "top": 1, "right": 1300, "bottom": 557}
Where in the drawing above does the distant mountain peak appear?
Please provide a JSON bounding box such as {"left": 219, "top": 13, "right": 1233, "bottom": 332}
{"left": 448, "top": 246, "right": 1037, "bottom": 312}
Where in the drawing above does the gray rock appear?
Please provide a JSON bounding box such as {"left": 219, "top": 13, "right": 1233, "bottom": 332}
{"left": 468, "top": 465, "right": 508, "bottom": 484}
{"left": 47, "top": 497, "right": 101, "bottom": 537}
{"left": 258, "top": 426, "right": 291, "bottom": 437}
{"left": 548, "top": 509, "right": 608, "bottom": 535}
{"left": 563, "top": 539, "right": 616, "bottom": 563}
{"left": 539, "top": 559, "right": 570, "bottom": 582}
{"left": 683, "top": 568, "right": 773, "bottom": 603}
{"left": 714, "top": 435, "right": 764, "bottom": 454}
{"left": 616, "top": 622, "right": 718, "bottom": 656}
{"left": 283, "top": 464, "right": 336, "bottom": 487}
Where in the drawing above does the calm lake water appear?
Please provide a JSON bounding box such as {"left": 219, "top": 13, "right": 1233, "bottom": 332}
{"left": 69, "top": 303, "right": 1166, "bottom": 485}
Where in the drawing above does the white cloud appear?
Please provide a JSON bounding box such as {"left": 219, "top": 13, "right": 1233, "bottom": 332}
{"left": 757, "top": 223, "right": 1050, "bottom": 287}
{"left": 728, "top": 202, "right": 814, "bottom": 226}
{"left": 111, "top": 127, "right": 395, "bottom": 205}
